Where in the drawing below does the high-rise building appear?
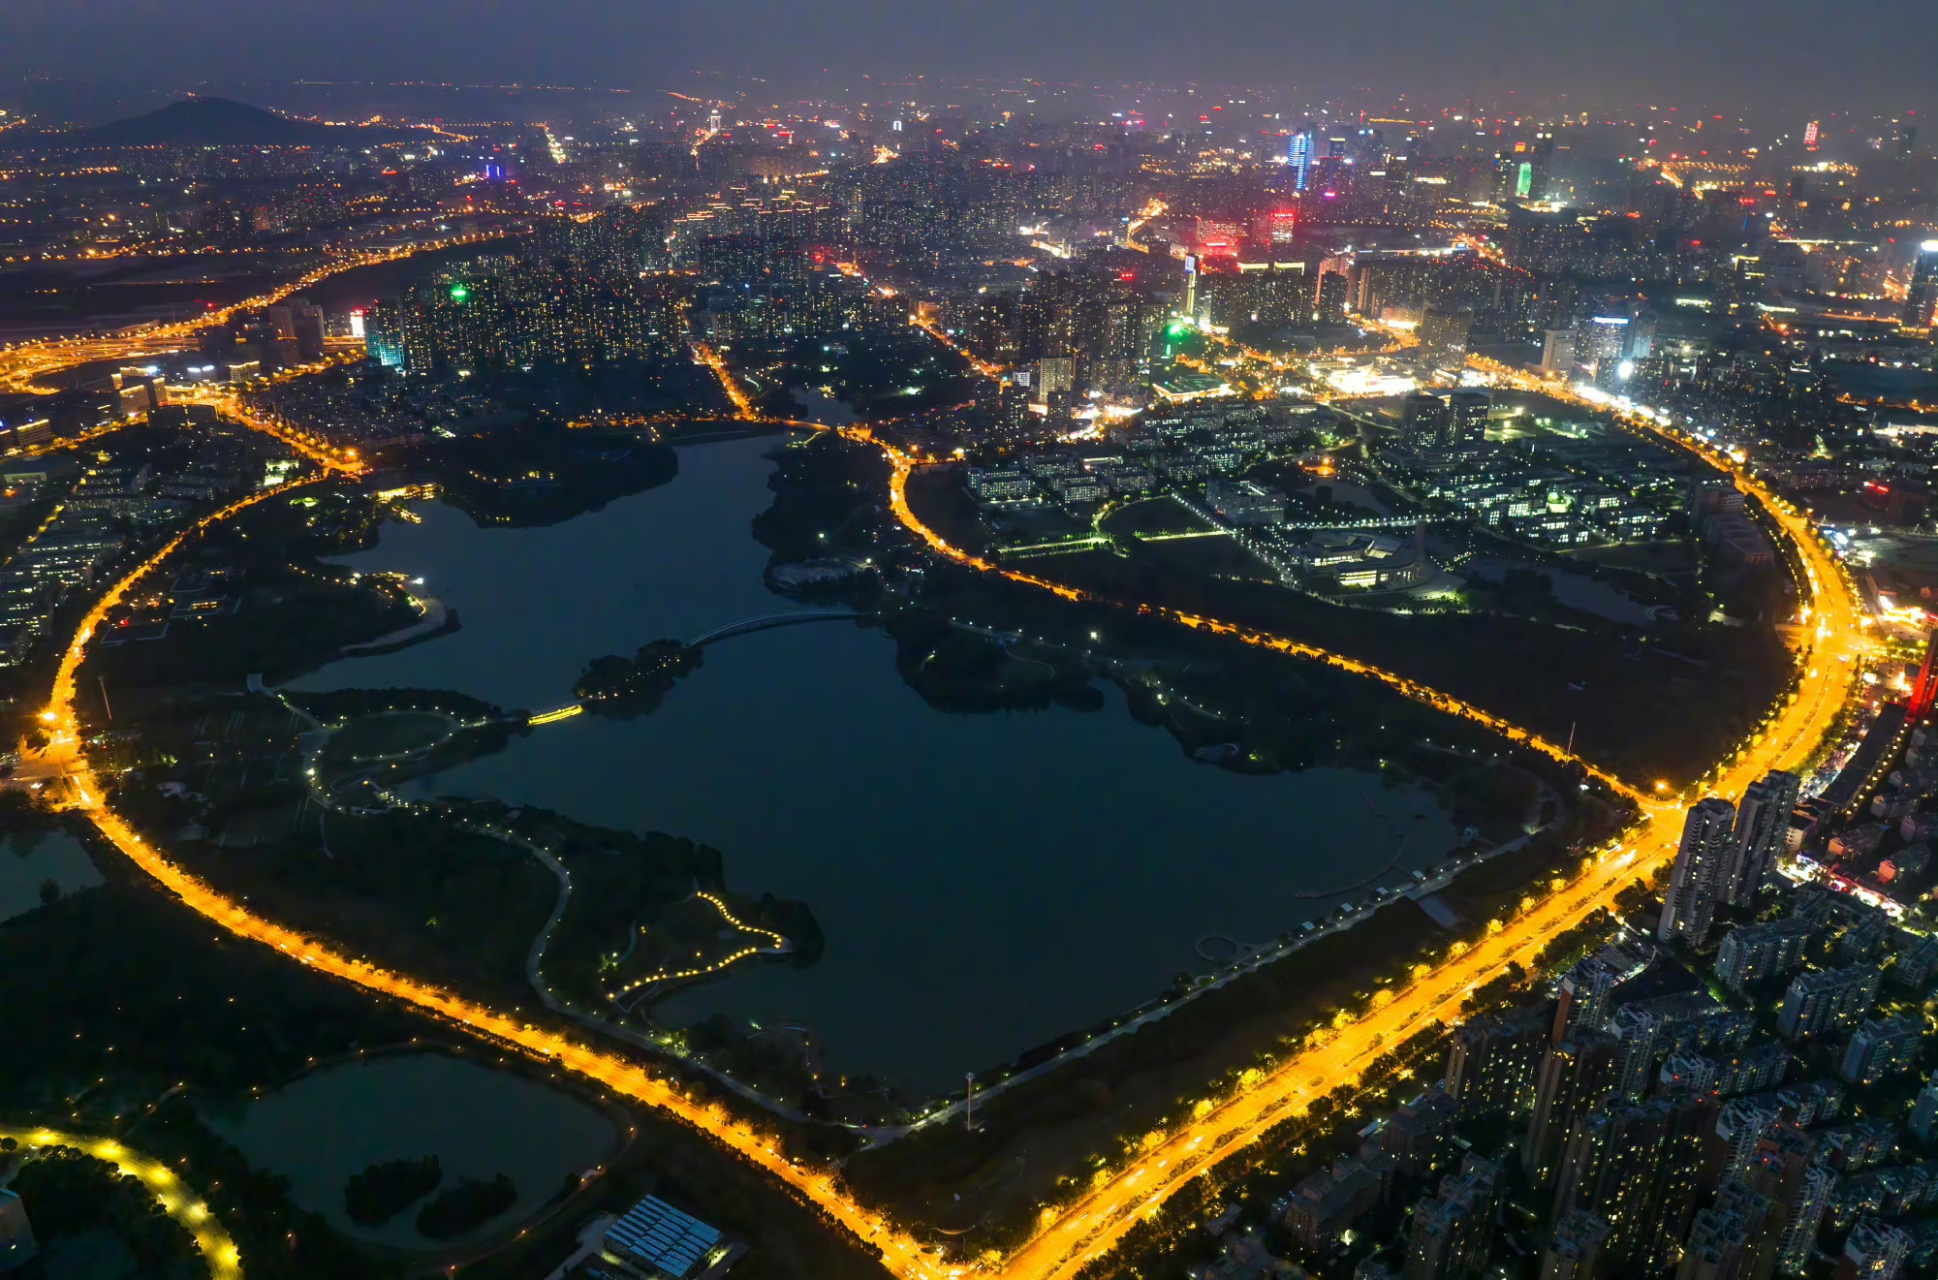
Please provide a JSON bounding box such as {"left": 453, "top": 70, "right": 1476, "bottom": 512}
{"left": 1552, "top": 956, "right": 1619, "bottom": 1041}
{"left": 1661, "top": 798, "right": 1738, "bottom": 947}
{"left": 1837, "top": 1015, "right": 1924, "bottom": 1085}
{"left": 1445, "top": 1007, "right": 1549, "bottom": 1118}
{"left": 1550, "top": 1096, "right": 1712, "bottom": 1273}
{"left": 1419, "top": 304, "right": 1476, "bottom": 353}
{"left": 1290, "top": 128, "right": 1314, "bottom": 191}
{"left": 1402, "top": 1155, "right": 1499, "bottom": 1280}
{"left": 1908, "top": 1073, "right": 1938, "bottom": 1143}
{"left": 1523, "top": 1032, "right": 1619, "bottom": 1192}
{"left": 1679, "top": 1181, "right": 1781, "bottom": 1280}
{"left": 1585, "top": 316, "right": 1632, "bottom": 381}
{"left": 1528, "top": 132, "right": 1555, "bottom": 201}
{"left": 1841, "top": 1218, "right": 1911, "bottom": 1280}
{"left": 363, "top": 300, "right": 408, "bottom": 370}
{"left": 1032, "top": 357, "right": 1075, "bottom": 406}
{"left": 1729, "top": 772, "right": 1801, "bottom": 905}
{"left": 1715, "top": 918, "right": 1812, "bottom": 993}
{"left": 1804, "top": 120, "right": 1821, "bottom": 151}
{"left": 1909, "top": 627, "right": 1938, "bottom": 719}
{"left": 1903, "top": 241, "right": 1938, "bottom": 330}
{"left": 1624, "top": 309, "right": 1657, "bottom": 363}
{"left": 1446, "top": 389, "right": 1491, "bottom": 445}
{"left": 1401, "top": 392, "right": 1452, "bottom": 448}
{"left": 1607, "top": 993, "right": 1751, "bottom": 1101}
{"left": 1316, "top": 269, "right": 1349, "bottom": 324}
{"left": 1539, "top": 1210, "right": 1610, "bottom": 1280}
{"left": 1541, "top": 327, "right": 1578, "bottom": 375}
{"left": 1775, "top": 1150, "right": 1836, "bottom": 1275}
{"left": 1776, "top": 965, "right": 1881, "bottom": 1041}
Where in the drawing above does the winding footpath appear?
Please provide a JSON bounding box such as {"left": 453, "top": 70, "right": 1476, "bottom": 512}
{"left": 24, "top": 354, "right": 1872, "bottom": 1280}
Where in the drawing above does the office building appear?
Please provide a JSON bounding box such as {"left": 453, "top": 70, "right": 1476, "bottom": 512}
{"left": 1776, "top": 965, "right": 1880, "bottom": 1040}
{"left": 1661, "top": 798, "right": 1738, "bottom": 947}
{"left": 1290, "top": 128, "right": 1314, "bottom": 191}
{"left": 1447, "top": 389, "right": 1491, "bottom": 445}
{"left": 1729, "top": 772, "right": 1801, "bottom": 905}
{"left": 1541, "top": 327, "right": 1578, "bottom": 375}
{"left": 1838, "top": 1016, "right": 1924, "bottom": 1086}
{"left": 1401, "top": 392, "right": 1452, "bottom": 448}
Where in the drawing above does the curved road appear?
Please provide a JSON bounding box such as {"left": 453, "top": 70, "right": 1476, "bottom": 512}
{"left": 20, "top": 346, "right": 1871, "bottom": 1280}
{"left": 0, "top": 1124, "right": 242, "bottom": 1280}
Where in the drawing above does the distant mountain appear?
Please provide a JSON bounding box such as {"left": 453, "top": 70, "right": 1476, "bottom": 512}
{"left": 80, "top": 97, "right": 395, "bottom": 147}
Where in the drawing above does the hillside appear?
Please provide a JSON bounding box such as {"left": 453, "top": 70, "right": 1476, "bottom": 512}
{"left": 81, "top": 97, "right": 392, "bottom": 147}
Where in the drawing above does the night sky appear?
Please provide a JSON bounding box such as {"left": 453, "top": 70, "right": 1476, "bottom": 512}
{"left": 0, "top": 0, "right": 1932, "bottom": 120}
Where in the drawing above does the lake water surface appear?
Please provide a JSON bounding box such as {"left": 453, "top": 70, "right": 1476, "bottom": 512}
{"left": 210, "top": 1053, "right": 619, "bottom": 1250}
{"left": 0, "top": 831, "right": 102, "bottom": 923}
{"left": 291, "top": 436, "right": 1457, "bottom": 1090}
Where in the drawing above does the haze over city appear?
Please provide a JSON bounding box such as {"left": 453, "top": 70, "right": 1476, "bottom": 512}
{"left": 0, "top": 5, "right": 1937, "bottom": 1280}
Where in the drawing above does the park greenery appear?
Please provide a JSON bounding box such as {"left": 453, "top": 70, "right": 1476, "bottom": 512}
{"left": 343, "top": 1155, "right": 442, "bottom": 1225}
{"left": 5, "top": 1143, "right": 203, "bottom": 1278}
{"left": 414, "top": 1173, "right": 517, "bottom": 1239}
{"left": 574, "top": 640, "right": 704, "bottom": 716}
{"left": 424, "top": 427, "right": 678, "bottom": 528}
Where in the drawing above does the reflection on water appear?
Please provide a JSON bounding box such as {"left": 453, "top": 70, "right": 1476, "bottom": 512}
{"left": 293, "top": 437, "right": 1457, "bottom": 1090}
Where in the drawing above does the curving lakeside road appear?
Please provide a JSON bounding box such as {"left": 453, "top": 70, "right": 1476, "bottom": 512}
{"left": 0, "top": 1124, "right": 242, "bottom": 1280}
{"left": 0, "top": 228, "right": 517, "bottom": 396}
{"left": 18, "top": 344, "right": 1872, "bottom": 1280}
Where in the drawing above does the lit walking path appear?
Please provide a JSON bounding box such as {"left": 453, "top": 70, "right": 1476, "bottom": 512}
{"left": 0, "top": 1124, "right": 241, "bottom": 1280}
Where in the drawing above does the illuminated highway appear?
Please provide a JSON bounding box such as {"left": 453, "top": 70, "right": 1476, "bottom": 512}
{"left": 0, "top": 1124, "right": 242, "bottom": 1280}
{"left": 21, "top": 325, "right": 1874, "bottom": 1280}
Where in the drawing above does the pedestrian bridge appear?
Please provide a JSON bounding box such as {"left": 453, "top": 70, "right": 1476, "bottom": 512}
{"left": 686, "top": 610, "right": 867, "bottom": 647}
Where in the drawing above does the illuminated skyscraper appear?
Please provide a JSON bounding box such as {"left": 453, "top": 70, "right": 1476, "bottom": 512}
{"left": 1902, "top": 241, "right": 1938, "bottom": 329}
{"left": 1804, "top": 120, "right": 1821, "bottom": 151}
{"left": 1726, "top": 771, "right": 1799, "bottom": 905}
{"left": 1289, "top": 128, "right": 1313, "bottom": 191}
{"left": 1660, "top": 798, "right": 1736, "bottom": 946}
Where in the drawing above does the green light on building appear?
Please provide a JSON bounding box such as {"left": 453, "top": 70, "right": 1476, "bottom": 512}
{"left": 449, "top": 283, "right": 471, "bottom": 303}
{"left": 1515, "top": 162, "right": 1533, "bottom": 199}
